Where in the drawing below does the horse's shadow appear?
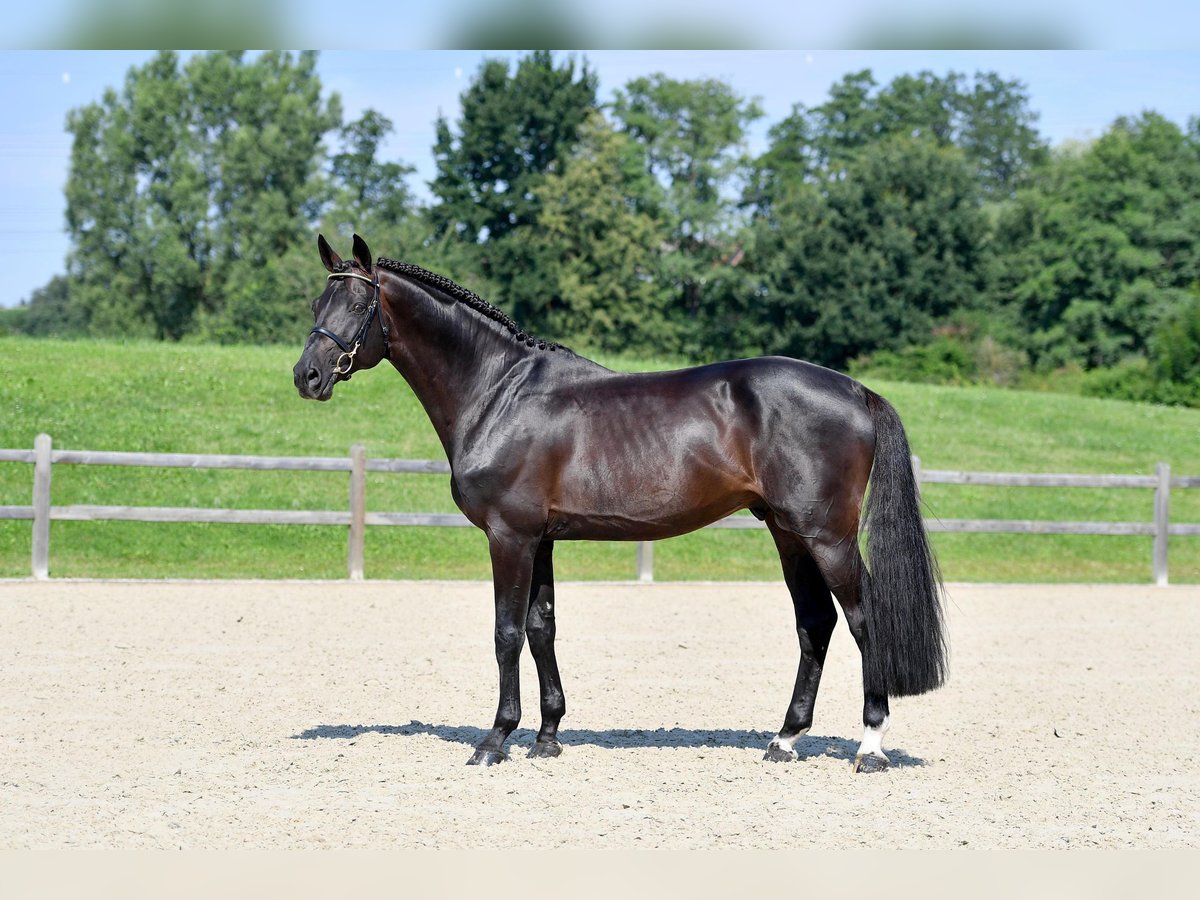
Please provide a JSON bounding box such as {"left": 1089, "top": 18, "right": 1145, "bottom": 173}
{"left": 291, "top": 720, "right": 926, "bottom": 767}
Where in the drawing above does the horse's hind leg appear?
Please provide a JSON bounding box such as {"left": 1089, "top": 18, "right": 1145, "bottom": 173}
{"left": 763, "top": 523, "right": 838, "bottom": 762}
{"left": 806, "top": 536, "right": 892, "bottom": 773}
{"left": 525, "top": 540, "right": 566, "bottom": 758}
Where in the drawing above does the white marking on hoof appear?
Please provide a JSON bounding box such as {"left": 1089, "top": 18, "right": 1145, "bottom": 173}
{"left": 857, "top": 715, "right": 889, "bottom": 756}
{"left": 854, "top": 716, "right": 891, "bottom": 769}
{"left": 768, "top": 727, "right": 809, "bottom": 754}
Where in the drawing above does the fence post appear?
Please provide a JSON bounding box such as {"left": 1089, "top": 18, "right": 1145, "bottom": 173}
{"left": 636, "top": 541, "right": 654, "bottom": 583}
{"left": 911, "top": 454, "right": 922, "bottom": 496}
{"left": 32, "top": 433, "right": 52, "bottom": 580}
{"left": 1153, "top": 461, "right": 1170, "bottom": 587}
{"left": 348, "top": 443, "right": 366, "bottom": 581}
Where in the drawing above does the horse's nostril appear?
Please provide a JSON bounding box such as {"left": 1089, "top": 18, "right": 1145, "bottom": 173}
{"left": 305, "top": 367, "right": 320, "bottom": 387}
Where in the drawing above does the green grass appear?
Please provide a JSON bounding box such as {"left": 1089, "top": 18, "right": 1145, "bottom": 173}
{"left": 2, "top": 336, "right": 1199, "bottom": 582}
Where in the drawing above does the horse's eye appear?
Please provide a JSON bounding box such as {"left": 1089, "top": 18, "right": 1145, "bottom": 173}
{"left": 351, "top": 304, "right": 367, "bottom": 314}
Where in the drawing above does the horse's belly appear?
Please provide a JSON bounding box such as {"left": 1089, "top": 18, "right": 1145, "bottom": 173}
{"left": 546, "top": 467, "right": 758, "bottom": 541}
{"left": 548, "top": 508, "right": 750, "bottom": 541}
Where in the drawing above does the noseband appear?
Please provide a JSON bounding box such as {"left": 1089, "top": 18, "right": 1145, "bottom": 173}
{"left": 310, "top": 270, "right": 390, "bottom": 379}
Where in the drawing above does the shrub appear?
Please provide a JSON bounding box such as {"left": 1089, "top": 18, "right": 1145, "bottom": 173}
{"left": 851, "top": 332, "right": 1029, "bottom": 387}
{"left": 0, "top": 306, "right": 27, "bottom": 337}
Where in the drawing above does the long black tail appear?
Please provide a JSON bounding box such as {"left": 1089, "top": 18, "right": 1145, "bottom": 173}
{"left": 860, "top": 389, "right": 948, "bottom": 697}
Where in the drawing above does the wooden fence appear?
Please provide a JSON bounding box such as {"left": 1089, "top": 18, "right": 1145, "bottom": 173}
{"left": 2, "top": 433, "right": 1197, "bottom": 584}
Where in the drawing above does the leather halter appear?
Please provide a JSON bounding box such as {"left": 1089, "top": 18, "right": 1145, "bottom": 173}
{"left": 309, "top": 270, "right": 390, "bottom": 380}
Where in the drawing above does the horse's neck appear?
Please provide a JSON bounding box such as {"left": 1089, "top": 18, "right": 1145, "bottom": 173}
{"left": 383, "top": 278, "right": 534, "bottom": 461}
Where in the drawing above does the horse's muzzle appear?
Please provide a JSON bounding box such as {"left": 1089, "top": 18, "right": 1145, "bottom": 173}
{"left": 293, "top": 358, "right": 333, "bottom": 401}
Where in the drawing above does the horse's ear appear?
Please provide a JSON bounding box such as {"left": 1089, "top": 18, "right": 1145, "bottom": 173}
{"left": 317, "top": 234, "right": 342, "bottom": 273}
{"left": 352, "top": 234, "right": 373, "bottom": 270}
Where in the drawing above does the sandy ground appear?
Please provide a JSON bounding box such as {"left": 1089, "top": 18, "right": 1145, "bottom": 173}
{"left": 0, "top": 579, "right": 1197, "bottom": 849}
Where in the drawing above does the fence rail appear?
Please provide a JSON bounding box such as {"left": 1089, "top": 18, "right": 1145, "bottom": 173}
{"left": 1, "top": 435, "right": 1195, "bottom": 584}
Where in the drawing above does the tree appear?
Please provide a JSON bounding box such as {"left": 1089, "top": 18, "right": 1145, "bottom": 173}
{"left": 770, "top": 69, "right": 1046, "bottom": 198}
{"left": 189, "top": 51, "right": 341, "bottom": 342}
{"left": 65, "top": 51, "right": 201, "bottom": 339}
{"left": 957, "top": 71, "right": 1049, "bottom": 196}
{"left": 319, "top": 108, "right": 430, "bottom": 281}
{"left": 430, "top": 51, "right": 598, "bottom": 246}
{"left": 63, "top": 51, "right": 341, "bottom": 343}
{"left": 428, "top": 52, "right": 598, "bottom": 329}
{"left": 612, "top": 74, "right": 763, "bottom": 347}
{"left": 992, "top": 112, "right": 1200, "bottom": 369}
{"left": 1150, "top": 288, "right": 1200, "bottom": 397}
{"left": 799, "top": 69, "right": 882, "bottom": 171}
{"left": 327, "top": 110, "right": 417, "bottom": 235}
{"left": 522, "top": 113, "right": 669, "bottom": 351}
{"left": 748, "top": 135, "right": 990, "bottom": 368}
{"left": 13, "top": 276, "right": 84, "bottom": 337}
{"left": 731, "top": 68, "right": 1049, "bottom": 368}
{"left": 743, "top": 106, "right": 819, "bottom": 214}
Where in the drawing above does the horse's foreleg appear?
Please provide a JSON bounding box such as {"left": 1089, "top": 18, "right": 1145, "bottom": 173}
{"left": 467, "top": 528, "right": 538, "bottom": 766}
{"left": 525, "top": 540, "right": 565, "bottom": 758}
{"left": 764, "top": 526, "right": 838, "bottom": 762}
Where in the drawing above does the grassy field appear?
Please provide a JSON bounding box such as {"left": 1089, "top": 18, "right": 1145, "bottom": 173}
{"left": 2, "top": 336, "right": 1198, "bottom": 583}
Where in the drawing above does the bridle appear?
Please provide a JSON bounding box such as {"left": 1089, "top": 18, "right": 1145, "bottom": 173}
{"left": 309, "top": 269, "right": 390, "bottom": 379}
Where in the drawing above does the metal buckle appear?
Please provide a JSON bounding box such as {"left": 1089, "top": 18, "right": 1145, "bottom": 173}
{"left": 332, "top": 341, "right": 360, "bottom": 376}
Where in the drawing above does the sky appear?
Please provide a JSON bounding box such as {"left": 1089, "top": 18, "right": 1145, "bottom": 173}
{"left": 7, "top": 1, "right": 1200, "bottom": 51}
{"left": 1, "top": 49, "right": 1197, "bottom": 308}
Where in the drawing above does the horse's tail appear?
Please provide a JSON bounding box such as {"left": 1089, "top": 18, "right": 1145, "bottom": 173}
{"left": 859, "top": 388, "right": 948, "bottom": 697}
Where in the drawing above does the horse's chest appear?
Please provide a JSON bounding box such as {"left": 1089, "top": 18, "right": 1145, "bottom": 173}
{"left": 449, "top": 462, "right": 542, "bottom": 524}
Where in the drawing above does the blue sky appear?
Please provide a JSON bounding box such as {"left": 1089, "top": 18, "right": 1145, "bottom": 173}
{"left": 1, "top": 50, "right": 1197, "bottom": 308}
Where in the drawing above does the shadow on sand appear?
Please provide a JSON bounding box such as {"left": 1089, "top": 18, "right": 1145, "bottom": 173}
{"left": 291, "top": 720, "right": 926, "bottom": 767}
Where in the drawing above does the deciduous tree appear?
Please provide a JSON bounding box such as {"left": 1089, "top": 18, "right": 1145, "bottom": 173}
{"left": 612, "top": 74, "right": 763, "bottom": 347}
{"left": 524, "top": 113, "right": 669, "bottom": 351}
{"left": 992, "top": 112, "right": 1200, "bottom": 368}
{"left": 62, "top": 51, "right": 341, "bottom": 343}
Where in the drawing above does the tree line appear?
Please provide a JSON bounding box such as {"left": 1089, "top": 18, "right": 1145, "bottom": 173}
{"left": 9, "top": 50, "right": 1200, "bottom": 406}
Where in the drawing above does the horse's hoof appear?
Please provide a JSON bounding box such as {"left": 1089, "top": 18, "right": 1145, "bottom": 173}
{"left": 527, "top": 740, "right": 563, "bottom": 759}
{"left": 852, "top": 751, "right": 890, "bottom": 774}
{"left": 763, "top": 744, "right": 798, "bottom": 763}
{"left": 466, "top": 749, "right": 506, "bottom": 766}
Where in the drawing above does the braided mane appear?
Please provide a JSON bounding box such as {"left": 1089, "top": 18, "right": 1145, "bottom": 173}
{"left": 376, "top": 257, "right": 562, "bottom": 352}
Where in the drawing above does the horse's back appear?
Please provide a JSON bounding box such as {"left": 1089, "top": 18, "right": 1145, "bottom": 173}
{"left": 601, "top": 355, "right": 874, "bottom": 445}
{"left": 570, "top": 354, "right": 866, "bottom": 410}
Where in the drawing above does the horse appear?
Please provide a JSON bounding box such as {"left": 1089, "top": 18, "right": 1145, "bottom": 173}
{"left": 293, "top": 234, "right": 947, "bottom": 771}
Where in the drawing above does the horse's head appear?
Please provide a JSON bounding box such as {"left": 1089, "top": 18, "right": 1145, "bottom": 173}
{"left": 293, "top": 233, "right": 391, "bottom": 401}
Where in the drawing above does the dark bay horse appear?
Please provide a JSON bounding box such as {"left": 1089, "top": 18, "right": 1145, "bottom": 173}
{"left": 294, "top": 234, "right": 947, "bottom": 771}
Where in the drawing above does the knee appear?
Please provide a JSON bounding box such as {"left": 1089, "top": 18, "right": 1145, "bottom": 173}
{"left": 494, "top": 622, "right": 525, "bottom": 660}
